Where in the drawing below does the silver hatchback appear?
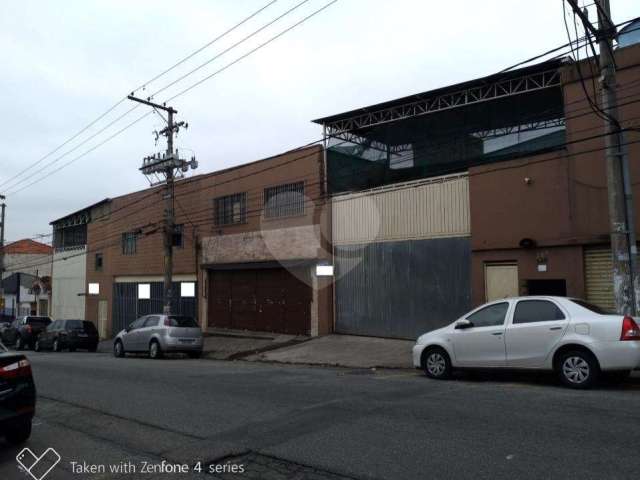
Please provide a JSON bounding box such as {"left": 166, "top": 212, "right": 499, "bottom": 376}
{"left": 113, "top": 314, "right": 203, "bottom": 359}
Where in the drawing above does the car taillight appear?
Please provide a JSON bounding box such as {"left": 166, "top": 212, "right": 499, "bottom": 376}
{"left": 0, "top": 359, "right": 32, "bottom": 379}
{"left": 25, "top": 325, "right": 32, "bottom": 334}
{"left": 621, "top": 316, "right": 640, "bottom": 341}
{"left": 164, "top": 319, "right": 171, "bottom": 326}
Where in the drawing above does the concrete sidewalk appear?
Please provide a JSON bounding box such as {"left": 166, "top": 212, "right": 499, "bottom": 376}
{"left": 97, "top": 328, "right": 308, "bottom": 360}
{"left": 245, "top": 334, "right": 415, "bottom": 369}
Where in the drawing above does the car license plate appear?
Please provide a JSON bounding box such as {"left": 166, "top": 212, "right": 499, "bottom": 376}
{"left": 179, "top": 339, "right": 195, "bottom": 343}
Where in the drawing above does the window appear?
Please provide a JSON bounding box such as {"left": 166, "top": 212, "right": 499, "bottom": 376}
{"left": 264, "top": 182, "right": 305, "bottom": 218}
{"left": 95, "top": 253, "right": 103, "bottom": 271}
{"left": 88, "top": 283, "right": 100, "bottom": 295}
{"left": 66, "top": 320, "right": 83, "bottom": 330}
{"left": 129, "top": 317, "right": 147, "bottom": 330}
{"left": 138, "top": 283, "right": 151, "bottom": 300}
{"left": 513, "top": 300, "right": 565, "bottom": 324}
{"left": 467, "top": 302, "right": 509, "bottom": 327}
{"left": 570, "top": 299, "right": 611, "bottom": 315}
{"left": 167, "top": 315, "right": 198, "bottom": 328}
{"left": 121, "top": 231, "right": 137, "bottom": 255}
{"left": 214, "top": 193, "right": 246, "bottom": 226}
{"left": 143, "top": 316, "right": 160, "bottom": 328}
{"left": 172, "top": 224, "right": 184, "bottom": 248}
{"left": 180, "top": 282, "right": 195, "bottom": 298}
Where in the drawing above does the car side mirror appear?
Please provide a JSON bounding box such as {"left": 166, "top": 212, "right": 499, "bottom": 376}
{"left": 126, "top": 326, "right": 132, "bottom": 333}
{"left": 455, "top": 319, "right": 473, "bottom": 330}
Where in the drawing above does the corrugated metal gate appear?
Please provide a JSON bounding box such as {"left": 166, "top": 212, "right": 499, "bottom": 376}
{"left": 334, "top": 238, "right": 471, "bottom": 339}
{"left": 584, "top": 245, "right": 614, "bottom": 312}
{"left": 332, "top": 174, "right": 472, "bottom": 339}
{"left": 112, "top": 281, "right": 198, "bottom": 336}
{"left": 208, "top": 268, "right": 310, "bottom": 335}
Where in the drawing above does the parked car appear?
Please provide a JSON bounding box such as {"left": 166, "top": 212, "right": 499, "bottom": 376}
{"left": 1, "top": 316, "right": 52, "bottom": 350}
{"left": 113, "top": 314, "right": 203, "bottom": 359}
{"left": 0, "top": 341, "right": 36, "bottom": 444}
{"left": 413, "top": 296, "right": 640, "bottom": 389}
{"left": 35, "top": 320, "right": 99, "bottom": 353}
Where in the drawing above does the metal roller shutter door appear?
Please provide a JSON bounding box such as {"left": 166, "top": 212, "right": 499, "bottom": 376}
{"left": 584, "top": 246, "right": 614, "bottom": 312}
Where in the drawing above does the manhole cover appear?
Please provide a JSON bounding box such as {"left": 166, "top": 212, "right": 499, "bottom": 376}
{"left": 207, "top": 452, "right": 356, "bottom": 479}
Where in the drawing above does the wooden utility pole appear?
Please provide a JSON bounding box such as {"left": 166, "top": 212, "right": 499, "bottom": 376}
{"left": 567, "top": 0, "right": 638, "bottom": 314}
{"left": 127, "top": 96, "right": 197, "bottom": 315}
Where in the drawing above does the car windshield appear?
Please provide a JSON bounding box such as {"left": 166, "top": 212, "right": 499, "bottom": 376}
{"left": 167, "top": 316, "right": 198, "bottom": 328}
{"left": 569, "top": 299, "right": 613, "bottom": 315}
{"left": 0, "top": 340, "right": 6, "bottom": 353}
{"left": 82, "top": 321, "right": 98, "bottom": 333}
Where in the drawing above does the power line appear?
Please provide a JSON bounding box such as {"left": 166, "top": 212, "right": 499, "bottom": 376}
{"left": 4, "top": 0, "right": 339, "bottom": 196}
{"left": 0, "top": 0, "right": 280, "bottom": 192}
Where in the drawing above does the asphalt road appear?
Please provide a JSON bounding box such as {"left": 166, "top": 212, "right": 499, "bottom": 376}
{"left": 1, "top": 351, "right": 639, "bottom": 480}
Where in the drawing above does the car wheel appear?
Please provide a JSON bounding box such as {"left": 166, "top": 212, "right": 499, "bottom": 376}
{"left": 34, "top": 340, "right": 41, "bottom": 352}
{"left": 422, "top": 347, "right": 452, "bottom": 380}
{"left": 149, "top": 340, "right": 163, "bottom": 359}
{"left": 187, "top": 351, "right": 202, "bottom": 359}
{"left": 558, "top": 350, "right": 599, "bottom": 389}
{"left": 113, "top": 340, "right": 125, "bottom": 358}
{"left": 15, "top": 337, "right": 24, "bottom": 350}
{"left": 53, "top": 339, "right": 61, "bottom": 352}
{"left": 5, "top": 419, "right": 32, "bottom": 445}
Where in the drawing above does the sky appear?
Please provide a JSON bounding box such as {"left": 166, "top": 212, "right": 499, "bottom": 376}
{"left": 0, "top": 0, "right": 637, "bottom": 243}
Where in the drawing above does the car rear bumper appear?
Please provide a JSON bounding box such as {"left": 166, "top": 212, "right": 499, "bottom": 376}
{"left": 0, "top": 381, "right": 36, "bottom": 427}
{"left": 161, "top": 336, "right": 203, "bottom": 352}
{"left": 591, "top": 340, "right": 640, "bottom": 371}
{"left": 62, "top": 337, "right": 99, "bottom": 349}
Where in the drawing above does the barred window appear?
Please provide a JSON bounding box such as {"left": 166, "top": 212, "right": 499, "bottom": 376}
{"left": 264, "top": 182, "right": 305, "bottom": 218}
{"left": 214, "top": 193, "right": 246, "bottom": 226}
{"left": 121, "top": 231, "right": 137, "bottom": 255}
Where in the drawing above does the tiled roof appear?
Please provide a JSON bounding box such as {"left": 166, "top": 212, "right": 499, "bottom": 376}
{"left": 1, "top": 239, "right": 53, "bottom": 255}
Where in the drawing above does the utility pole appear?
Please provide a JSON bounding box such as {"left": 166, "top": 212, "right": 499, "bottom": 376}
{"left": 127, "top": 96, "right": 197, "bottom": 315}
{"left": 0, "top": 197, "right": 5, "bottom": 316}
{"left": 567, "top": 0, "right": 638, "bottom": 314}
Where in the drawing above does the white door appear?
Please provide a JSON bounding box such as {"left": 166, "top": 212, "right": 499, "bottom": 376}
{"left": 505, "top": 299, "right": 569, "bottom": 367}
{"left": 485, "top": 264, "right": 518, "bottom": 301}
{"left": 98, "top": 300, "right": 108, "bottom": 340}
{"left": 452, "top": 301, "right": 510, "bottom": 367}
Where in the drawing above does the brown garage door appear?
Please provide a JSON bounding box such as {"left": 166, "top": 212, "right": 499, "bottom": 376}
{"left": 208, "top": 268, "right": 311, "bottom": 335}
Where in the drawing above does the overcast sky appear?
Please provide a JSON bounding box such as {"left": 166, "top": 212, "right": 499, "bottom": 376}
{"left": 0, "top": 0, "right": 637, "bottom": 242}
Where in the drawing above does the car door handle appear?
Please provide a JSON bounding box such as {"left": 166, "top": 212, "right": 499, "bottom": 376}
{"left": 549, "top": 326, "right": 562, "bottom": 331}
{"left": 491, "top": 332, "right": 503, "bottom": 336}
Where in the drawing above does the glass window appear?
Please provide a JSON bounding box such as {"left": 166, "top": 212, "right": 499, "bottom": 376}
{"left": 143, "top": 316, "right": 160, "bottom": 328}
{"left": 264, "top": 182, "right": 305, "bottom": 218}
{"left": 513, "top": 300, "right": 565, "bottom": 324}
{"left": 27, "top": 316, "right": 51, "bottom": 326}
{"left": 214, "top": 193, "right": 247, "bottom": 226}
{"left": 129, "top": 317, "right": 146, "bottom": 330}
{"left": 95, "top": 253, "right": 103, "bottom": 271}
{"left": 82, "top": 321, "right": 98, "bottom": 333}
{"left": 569, "top": 299, "right": 611, "bottom": 315}
{"left": 172, "top": 224, "right": 184, "bottom": 248}
{"left": 467, "top": 302, "right": 509, "bottom": 327}
{"left": 66, "top": 320, "right": 83, "bottom": 330}
{"left": 167, "top": 316, "right": 198, "bottom": 328}
{"left": 121, "top": 231, "right": 137, "bottom": 255}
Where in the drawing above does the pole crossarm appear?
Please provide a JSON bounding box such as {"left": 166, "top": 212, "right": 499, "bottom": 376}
{"left": 127, "top": 95, "right": 177, "bottom": 114}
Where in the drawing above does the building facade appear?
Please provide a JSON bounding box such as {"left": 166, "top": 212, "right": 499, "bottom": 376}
{"left": 79, "top": 145, "right": 332, "bottom": 338}
{"left": 313, "top": 43, "right": 640, "bottom": 338}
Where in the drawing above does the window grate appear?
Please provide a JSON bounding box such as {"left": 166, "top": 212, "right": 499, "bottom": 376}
{"left": 214, "top": 193, "right": 246, "bottom": 226}
{"left": 264, "top": 181, "right": 305, "bottom": 218}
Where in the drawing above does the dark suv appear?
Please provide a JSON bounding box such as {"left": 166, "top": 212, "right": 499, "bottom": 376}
{"left": 0, "top": 341, "right": 36, "bottom": 444}
{"left": 0, "top": 316, "right": 52, "bottom": 350}
{"left": 35, "top": 320, "right": 99, "bottom": 352}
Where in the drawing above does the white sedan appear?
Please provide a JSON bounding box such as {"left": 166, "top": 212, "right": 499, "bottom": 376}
{"left": 412, "top": 296, "right": 640, "bottom": 389}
